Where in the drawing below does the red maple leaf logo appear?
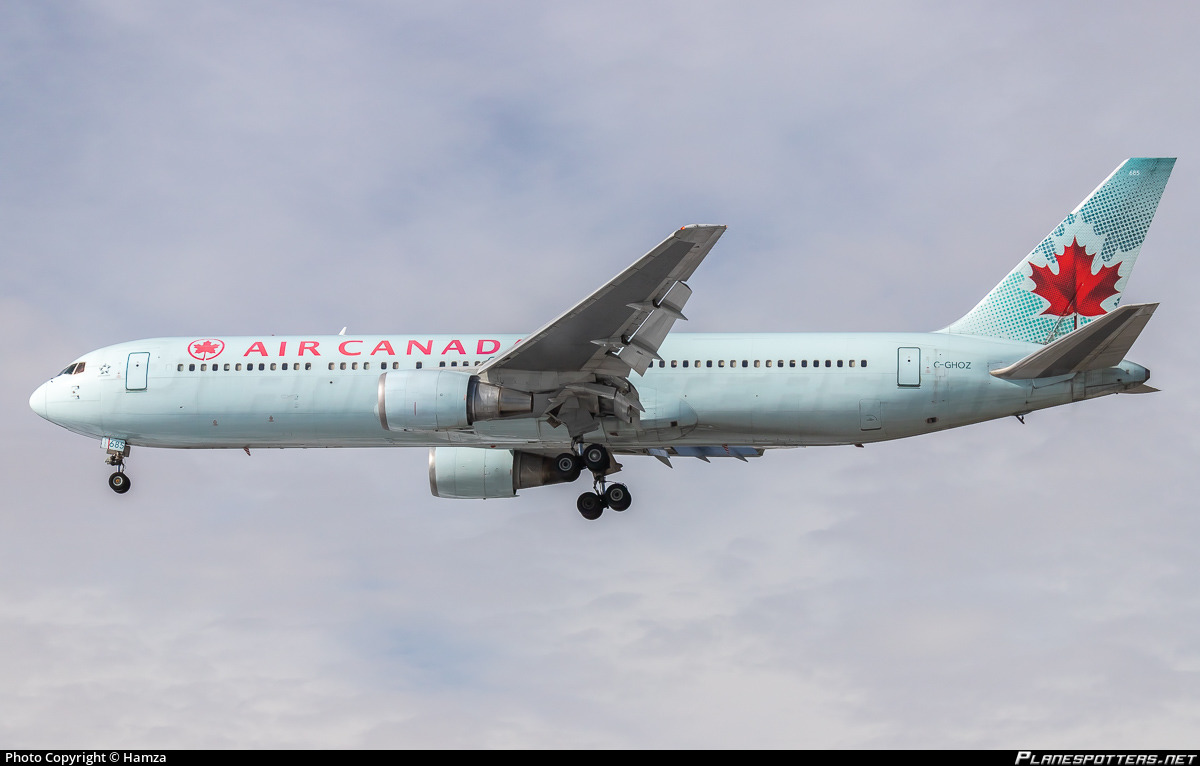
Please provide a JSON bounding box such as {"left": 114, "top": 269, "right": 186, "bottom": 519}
{"left": 188, "top": 339, "right": 225, "bottom": 361}
{"left": 1028, "top": 238, "right": 1121, "bottom": 317}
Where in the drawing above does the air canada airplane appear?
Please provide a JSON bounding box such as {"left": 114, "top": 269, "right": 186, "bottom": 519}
{"left": 30, "top": 158, "right": 1173, "bottom": 519}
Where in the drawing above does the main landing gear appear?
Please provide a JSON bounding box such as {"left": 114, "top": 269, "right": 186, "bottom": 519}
{"left": 104, "top": 439, "right": 132, "bottom": 494}
{"left": 554, "top": 443, "right": 632, "bottom": 521}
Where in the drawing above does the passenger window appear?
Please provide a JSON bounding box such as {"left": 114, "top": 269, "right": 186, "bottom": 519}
{"left": 282, "top": 363, "right": 288, "bottom": 370}
{"left": 861, "top": 359, "right": 868, "bottom": 367}
{"left": 189, "top": 364, "right": 196, "bottom": 371}
{"left": 328, "top": 363, "right": 335, "bottom": 370}
{"left": 364, "top": 362, "right": 370, "bottom": 370}
{"left": 351, "top": 362, "right": 358, "bottom": 370}
{"left": 416, "top": 362, "right": 423, "bottom": 369}
{"left": 270, "top": 363, "right": 277, "bottom": 371}
{"left": 340, "top": 362, "right": 347, "bottom": 370}
{"left": 450, "top": 361, "right": 457, "bottom": 367}
{"left": 393, "top": 362, "right": 400, "bottom": 370}
{"left": 741, "top": 360, "right": 748, "bottom": 368}
{"left": 825, "top": 360, "right": 831, "bottom": 367}
{"left": 837, "top": 360, "right": 843, "bottom": 368}
{"left": 236, "top": 363, "right": 243, "bottom": 371}
{"left": 778, "top": 360, "right": 784, "bottom": 368}
{"left": 718, "top": 360, "right": 725, "bottom": 368}
{"left": 177, "top": 364, "right": 183, "bottom": 372}
{"left": 706, "top": 360, "right": 712, "bottom": 368}
{"left": 802, "top": 360, "right": 808, "bottom": 368}
{"left": 224, "top": 363, "right": 230, "bottom": 371}
{"left": 258, "top": 363, "right": 265, "bottom": 371}
{"left": 201, "top": 364, "right": 207, "bottom": 371}
{"left": 789, "top": 360, "right": 795, "bottom": 367}
{"left": 766, "top": 360, "right": 772, "bottom": 368}
{"left": 695, "top": 361, "right": 700, "bottom": 368}
{"left": 849, "top": 360, "right": 855, "bottom": 367}
{"left": 438, "top": 361, "right": 446, "bottom": 368}
{"left": 754, "top": 360, "right": 760, "bottom": 368}
{"left": 305, "top": 363, "right": 312, "bottom": 370}
{"left": 671, "top": 360, "right": 678, "bottom": 368}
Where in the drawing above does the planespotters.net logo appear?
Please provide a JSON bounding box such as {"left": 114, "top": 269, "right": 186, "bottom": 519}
{"left": 1018, "top": 754, "right": 1196, "bottom": 765}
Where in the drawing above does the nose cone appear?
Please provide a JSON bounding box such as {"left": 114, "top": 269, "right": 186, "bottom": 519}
{"left": 29, "top": 382, "right": 48, "bottom": 420}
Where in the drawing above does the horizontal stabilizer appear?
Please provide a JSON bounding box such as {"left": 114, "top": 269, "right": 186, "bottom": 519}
{"left": 991, "top": 303, "right": 1157, "bottom": 380}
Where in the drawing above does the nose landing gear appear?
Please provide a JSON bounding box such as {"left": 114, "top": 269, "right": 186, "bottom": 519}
{"left": 574, "top": 443, "right": 633, "bottom": 520}
{"left": 103, "top": 438, "right": 132, "bottom": 494}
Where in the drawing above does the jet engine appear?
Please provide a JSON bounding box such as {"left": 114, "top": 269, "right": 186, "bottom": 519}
{"left": 378, "top": 371, "right": 532, "bottom": 431}
{"left": 428, "top": 447, "right": 576, "bottom": 499}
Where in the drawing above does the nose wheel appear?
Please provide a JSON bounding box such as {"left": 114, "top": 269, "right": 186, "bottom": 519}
{"left": 574, "top": 443, "right": 633, "bottom": 520}
{"left": 108, "top": 470, "right": 131, "bottom": 494}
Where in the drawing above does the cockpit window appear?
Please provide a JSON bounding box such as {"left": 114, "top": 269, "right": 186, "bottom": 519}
{"left": 72, "top": 362, "right": 85, "bottom": 374}
{"left": 59, "top": 363, "right": 78, "bottom": 376}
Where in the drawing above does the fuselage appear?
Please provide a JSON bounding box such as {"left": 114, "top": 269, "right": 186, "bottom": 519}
{"left": 28, "top": 332, "right": 1150, "bottom": 451}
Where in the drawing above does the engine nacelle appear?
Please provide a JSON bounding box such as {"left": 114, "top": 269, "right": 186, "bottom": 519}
{"left": 378, "top": 371, "right": 532, "bottom": 431}
{"left": 428, "top": 447, "right": 573, "bottom": 499}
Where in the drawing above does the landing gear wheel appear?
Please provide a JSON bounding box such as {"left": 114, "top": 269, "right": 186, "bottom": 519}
{"left": 582, "top": 443, "right": 611, "bottom": 473}
{"left": 108, "top": 472, "right": 131, "bottom": 494}
{"left": 603, "top": 483, "right": 631, "bottom": 512}
{"left": 577, "top": 492, "right": 605, "bottom": 520}
{"left": 554, "top": 452, "right": 583, "bottom": 482}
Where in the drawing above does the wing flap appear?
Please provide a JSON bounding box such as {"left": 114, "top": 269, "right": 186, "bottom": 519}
{"left": 990, "top": 303, "right": 1157, "bottom": 380}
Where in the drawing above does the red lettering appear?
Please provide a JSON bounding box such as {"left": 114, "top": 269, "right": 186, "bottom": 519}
{"left": 244, "top": 341, "right": 268, "bottom": 357}
{"left": 442, "top": 339, "right": 466, "bottom": 355}
{"left": 476, "top": 339, "right": 500, "bottom": 355}
{"left": 407, "top": 339, "right": 432, "bottom": 356}
{"left": 371, "top": 340, "right": 396, "bottom": 356}
{"left": 338, "top": 340, "right": 362, "bottom": 356}
{"left": 278, "top": 341, "right": 287, "bottom": 356}
{"left": 299, "top": 341, "right": 320, "bottom": 356}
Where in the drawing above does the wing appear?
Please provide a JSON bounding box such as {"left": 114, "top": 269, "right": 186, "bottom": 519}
{"left": 478, "top": 224, "right": 726, "bottom": 437}
{"left": 480, "top": 224, "right": 725, "bottom": 377}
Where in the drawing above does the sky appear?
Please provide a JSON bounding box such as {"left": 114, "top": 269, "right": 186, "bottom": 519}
{"left": 2, "top": 0, "right": 1199, "bottom": 748}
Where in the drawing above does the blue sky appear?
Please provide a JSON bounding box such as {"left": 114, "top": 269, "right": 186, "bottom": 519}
{"left": 3, "top": 1, "right": 1199, "bottom": 747}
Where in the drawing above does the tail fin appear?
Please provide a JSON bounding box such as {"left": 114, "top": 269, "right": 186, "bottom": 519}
{"left": 944, "top": 158, "right": 1174, "bottom": 344}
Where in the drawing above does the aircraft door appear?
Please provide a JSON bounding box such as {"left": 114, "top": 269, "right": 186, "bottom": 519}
{"left": 897, "top": 347, "right": 921, "bottom": 387}
{"left": 126, "top": 352, "right": 150, "bottom": 391}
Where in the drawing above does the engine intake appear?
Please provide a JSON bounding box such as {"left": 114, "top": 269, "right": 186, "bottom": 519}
{"left": 378, "top": 371, "right": 532, "bottom": 431}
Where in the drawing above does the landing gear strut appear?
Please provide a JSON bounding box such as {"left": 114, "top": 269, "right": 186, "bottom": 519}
{"left": 573, "top": 443, "right": 632, "bottom": 520}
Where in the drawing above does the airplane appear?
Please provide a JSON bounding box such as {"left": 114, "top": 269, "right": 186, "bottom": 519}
{"left": 29, "top": 158, "right": 1173, "bottom": 520}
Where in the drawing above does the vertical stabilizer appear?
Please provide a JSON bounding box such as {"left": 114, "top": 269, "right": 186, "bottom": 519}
{"left": 944, "top": 158, "right": 1174, "bottom": 344}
